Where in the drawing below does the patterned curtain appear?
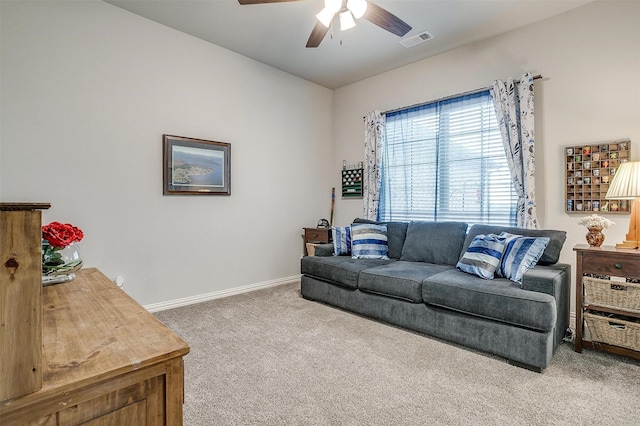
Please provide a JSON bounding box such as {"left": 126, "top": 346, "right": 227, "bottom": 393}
{"left": 363, "top": 110, "right": 385, "bottom": 220}
{"left": 491, "top": 73, "right": 539, "bottom": 229}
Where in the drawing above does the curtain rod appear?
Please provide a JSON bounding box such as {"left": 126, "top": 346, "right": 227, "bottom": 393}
{"left": 377, "top": 74, "right": 543, "bottom": 117}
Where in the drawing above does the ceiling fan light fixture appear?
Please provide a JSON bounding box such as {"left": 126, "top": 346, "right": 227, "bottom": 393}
{"left": 316, "top": 7, "right": 335, "bottom": 27}
{"left": 325, "top": 0, "right": 342, "bottom": 14}
{"left": 347, "top": 0, "right": 367, "bottom": 19}
{"left": 339, "top": 10, "right": 356, "bottom": 30}
{"left": 238, "top": 0, "right": 412, "bottom": 48}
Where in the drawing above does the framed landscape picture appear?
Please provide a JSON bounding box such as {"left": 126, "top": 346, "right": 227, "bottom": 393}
{"left": 163, "top": 135, "right": 231, "bottom": 195}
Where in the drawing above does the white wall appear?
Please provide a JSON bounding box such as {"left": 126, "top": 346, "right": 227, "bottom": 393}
{"left": 3, "top": 1, "right": 639, "bottom": 313}
{"left": 332, "top": 1, "right": 640, "bottom": 313}
{"left": 0, "top": 1, "right": 333, "bottom": 305}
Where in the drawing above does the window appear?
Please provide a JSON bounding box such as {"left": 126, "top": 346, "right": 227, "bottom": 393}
{"left": 379, "top": 90, "right": 517, "bottom": 226}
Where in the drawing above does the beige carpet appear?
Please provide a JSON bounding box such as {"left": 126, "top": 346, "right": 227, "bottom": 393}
{"left": 155, "top": 282, "right": 640, "bottom": 425}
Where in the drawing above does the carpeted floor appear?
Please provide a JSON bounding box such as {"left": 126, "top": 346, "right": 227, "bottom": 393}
{"left": 155, "top": 282, "right": 640, "bottom": 425}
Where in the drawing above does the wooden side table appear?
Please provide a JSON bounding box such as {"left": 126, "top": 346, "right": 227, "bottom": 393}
{"left": 574, "top": 244, "right": 640, "bottom": 360}
{"left": 0, "top": 268, "right": 190, "bottom": 424}
{"left": 303, "top": 227, "right": 332, "bottom": 256}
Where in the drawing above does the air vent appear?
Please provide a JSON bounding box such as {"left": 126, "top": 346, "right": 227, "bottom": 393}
{"left": 399, "top": 31, "right": 434, "bottom": 48}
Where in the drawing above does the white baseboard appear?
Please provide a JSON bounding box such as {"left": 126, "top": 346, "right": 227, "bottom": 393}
{"left": 144, "top": 275, "right": 301, "bottom": 313}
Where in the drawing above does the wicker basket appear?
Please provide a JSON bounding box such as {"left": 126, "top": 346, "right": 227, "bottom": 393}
{"left": 583, "top": 277, "right": 640, "bottom": 313}
{"left": 584, "top": 312, "right": 640, "bottom": 351}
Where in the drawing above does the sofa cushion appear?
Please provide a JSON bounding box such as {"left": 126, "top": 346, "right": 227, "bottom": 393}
{"left": 353, "top": 219, "right": 408, "bottom": 259}
{"left": 462, "top": 224, "right": 566, "bottom": 266}
{"left": 332, "top": 226, "right": 351, "bottom": 256}
{"left": 300, "top": 256, "right": 394, "bottom": 289}
{"left": 400, "top": 221, "right": 468, "bottom": 265}
{"left": 382, "top": 222, "right": 409, "bottom": 259}
{"left": 456, "top": 234, "right": 506, "bottom": 279}
{"left": 359, "top": 261, "right": 453, "bottom": 303}
{"left": 351, "top": 223, "right": 389, "bottom": 259}
{"left": 422, "top": 269, "right": 556, "bottom": 331}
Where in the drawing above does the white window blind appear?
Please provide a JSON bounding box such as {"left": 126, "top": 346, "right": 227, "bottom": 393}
{"left": 379, "top": 90, "right": 517, "bottom": 226}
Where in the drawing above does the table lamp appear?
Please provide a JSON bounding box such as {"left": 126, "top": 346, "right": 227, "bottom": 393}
{"left": 605, "top": 161, "right": 640, "bottom": 248}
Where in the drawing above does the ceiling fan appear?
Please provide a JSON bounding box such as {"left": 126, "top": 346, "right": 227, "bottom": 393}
{"left": 238, "top": 0, "right": 412, "bottom": 48}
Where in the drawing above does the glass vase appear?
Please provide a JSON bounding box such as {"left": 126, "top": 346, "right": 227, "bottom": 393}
{"left": 42, "top": 241, "right": 83, "bottom": 284}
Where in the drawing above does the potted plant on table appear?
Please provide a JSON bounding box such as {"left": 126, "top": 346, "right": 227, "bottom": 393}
{"left": 577, "top": 214, "right": 614, "bottom": 247}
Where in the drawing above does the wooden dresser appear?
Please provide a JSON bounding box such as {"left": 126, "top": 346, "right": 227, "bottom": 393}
{"left": 0, "top": 268, "right": 190, "bottom": 425}
{"left": 574, "top": 244, "right": 640, "bottom": 360}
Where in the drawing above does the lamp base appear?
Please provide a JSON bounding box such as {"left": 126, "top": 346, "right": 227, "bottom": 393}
{"left": 615, "top": 241, "right": 640, "bottom": 249}
{"left": 614, "top": 198, "right": 640, "bottom": 249}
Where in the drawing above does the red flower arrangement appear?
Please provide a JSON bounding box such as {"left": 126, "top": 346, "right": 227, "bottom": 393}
{"left": 42, "top": 222, "right": 84, "bottom": 276}
{"left": 42, "top": 222, "right": 84, "bottom": 248}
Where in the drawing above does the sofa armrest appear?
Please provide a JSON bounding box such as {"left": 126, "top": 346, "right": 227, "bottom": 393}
{"left": 522, "top": 263, "right": 571, "bottom": 348}
{"left": 521, "top": 264, "right": 570, "bottom": 296}
{"left": 310, "top": 243, "right": 334, "bottom": 257}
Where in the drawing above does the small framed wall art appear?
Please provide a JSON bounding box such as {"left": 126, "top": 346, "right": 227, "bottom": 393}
{"left": 163, "top": 135, "right": 231, "bottom": 195}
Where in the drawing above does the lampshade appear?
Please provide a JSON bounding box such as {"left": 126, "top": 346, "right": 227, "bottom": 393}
{"left": 340, "top": 10, "right": 356, "bottom": 30}
{"left": 604, "top": 161, "right": 640, "bottom": 249}
{"left": 347, "top": 0, "right": 368, "bottom": 19}
{"left": 316, "top": 7, "right": 335, "bottom": 27}
{"left": 605, "top": 161, "right": 640, "bottom": 199}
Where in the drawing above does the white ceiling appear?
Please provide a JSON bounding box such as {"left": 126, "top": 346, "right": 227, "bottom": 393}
{"left": 104, "top": 0, "right": 592, "bottom": 89}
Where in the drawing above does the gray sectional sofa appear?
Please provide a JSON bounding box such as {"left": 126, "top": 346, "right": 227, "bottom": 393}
{"left": 300, "top": 219, "right": 570, "bottom": 371}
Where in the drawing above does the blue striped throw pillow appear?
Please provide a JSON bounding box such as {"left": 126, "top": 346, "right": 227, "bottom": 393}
{"left": 332, "top": 226, "right": 351, "bottom": 256}
{"left": 495, "top": 232, "right": 522, "bottom": 278}
{"left": 351, "top": 223, "right": 389, "bottom": 260}
{"left": 499, "top": 234, "right": 550, "bottom": 284}
{"left": 456, "top": 234, "right": 506, "bottom": 279}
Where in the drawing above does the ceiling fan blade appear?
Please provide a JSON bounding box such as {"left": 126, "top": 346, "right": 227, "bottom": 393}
{"left": 238, "top": 0, "right": 303, "bottom": 4}
{"left": 363, "top": 2, "right": 412, "bottom": 37}
{"left": 306, "top": 21, "right": 330, "bottom": 48}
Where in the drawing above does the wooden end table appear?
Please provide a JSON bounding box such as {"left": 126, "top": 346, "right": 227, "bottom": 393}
{"left": 574, "top": 244, "right": 640, "bottom": 360}
{"left": 303, "top": 227, "right": 332, "bottom": 255}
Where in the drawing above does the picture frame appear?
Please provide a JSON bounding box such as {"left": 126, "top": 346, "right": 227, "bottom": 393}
{"left": 163, "top": 135, "right": 231, "bottom": 195}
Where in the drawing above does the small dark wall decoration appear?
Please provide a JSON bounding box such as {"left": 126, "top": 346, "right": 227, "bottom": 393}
{"left": 342, "top": 168, "right": 363, "bottom": 198}
{"left": 163, "top": 135, "right": 231, "bottom": 195}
